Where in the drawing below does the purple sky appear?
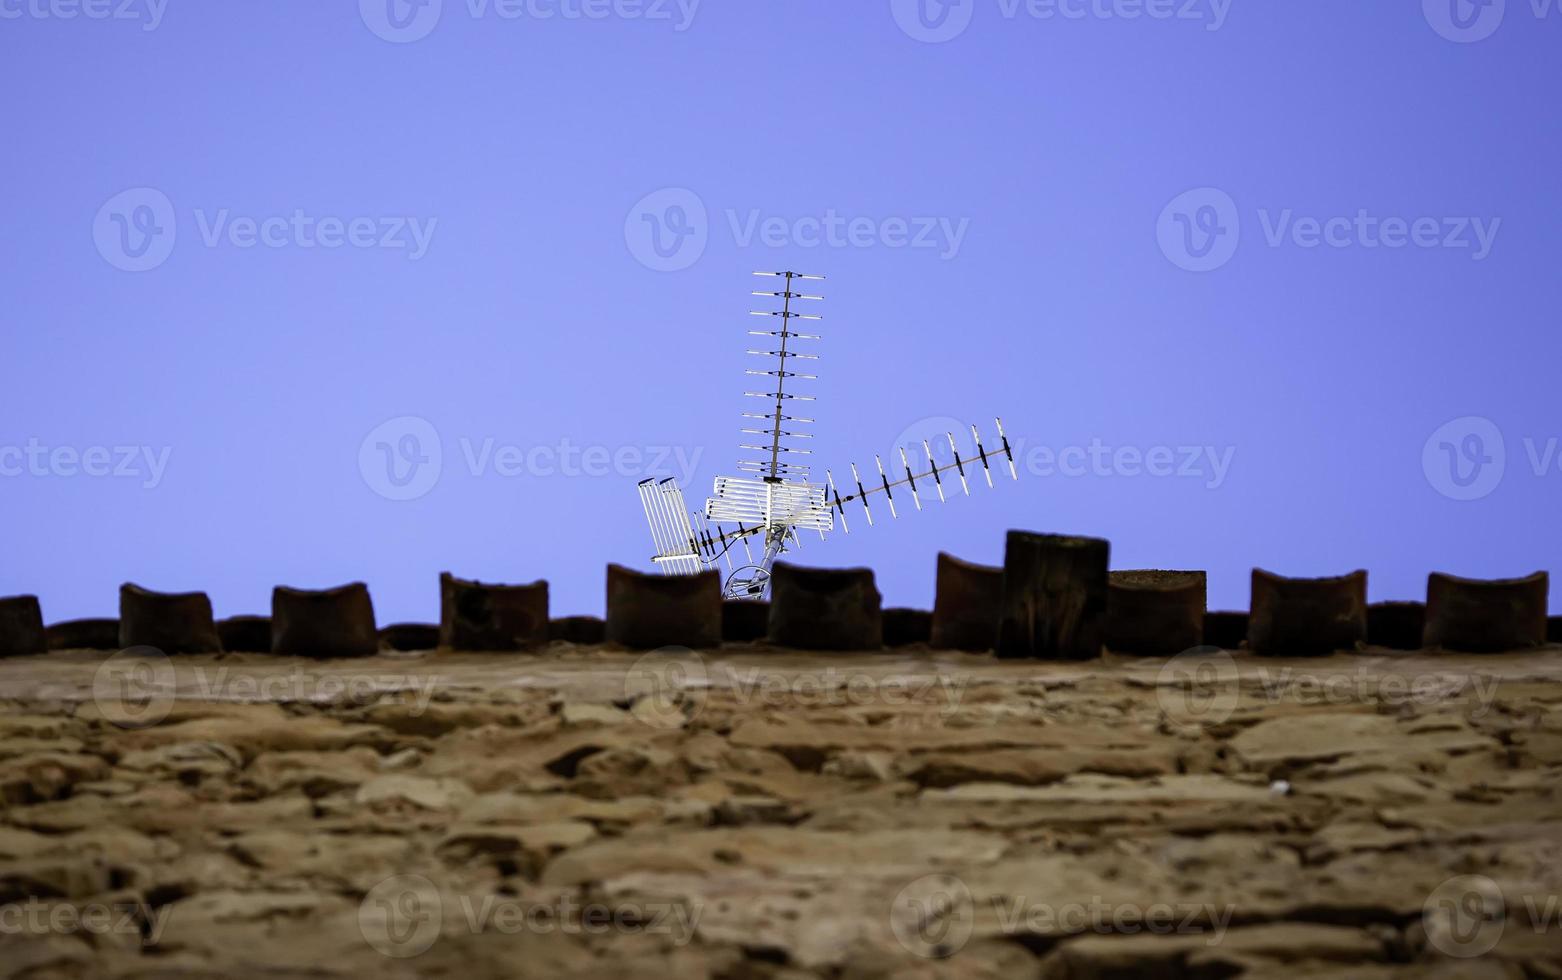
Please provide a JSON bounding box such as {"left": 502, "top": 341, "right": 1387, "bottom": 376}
{"left": 2, "top": 0, "right": 1558, "bottom": 624}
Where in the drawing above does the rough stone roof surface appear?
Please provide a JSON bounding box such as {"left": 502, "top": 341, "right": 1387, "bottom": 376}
{"left": 0, "top": 645, "right": 1558, "bottom": 977}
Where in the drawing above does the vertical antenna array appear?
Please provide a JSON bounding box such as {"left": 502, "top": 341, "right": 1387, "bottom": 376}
{"left": 741, "top": 271, "right": 824, "bottom": 482}
{"left": 636, "top": 272, "right": 1019, "bottom": 599}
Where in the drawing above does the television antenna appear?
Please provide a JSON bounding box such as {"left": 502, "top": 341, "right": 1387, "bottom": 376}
{"left": 638, "top": 271, "right": 1019, "bottom": 600}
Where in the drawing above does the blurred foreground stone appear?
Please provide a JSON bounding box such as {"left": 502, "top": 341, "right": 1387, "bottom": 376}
{"left": 439, "top": 573, "right": 549, "bottom": 651}
{"left": 1105, "top": 570, "right": 1206, "bottom": 655}
{"left": 0, "top": 594, "right": 46, "bottom": 657}
{"left": 271, "top": 583, "right": 378, "bottom": 658}
{"left": 882, "top": 607, "right": 931, "bottom": 647}
{"left": 721, "top": 600, "right": 769, "bottom": 643}
{"left": 1249, "top": 569, "right": 1367, "bottom": 657}
{"left": 996, "top": 531, "right": 1109, "bottom": 660}
{"left": 1368, "top": 601, "right": 1426, "bottom": 651}
{"left": 548, "top": 615, "right": 605, "bottom": 645}
{"left": 0, "top": 644, "right": 1557, "bottom": 977}
{"left": 46, "top": 618, "right": 120, "bottom": 651}
{"left": 605, "top": 564, "right": 721, "bottom": 648}
{"left": 380, "top": 622, "right": 440, "bottom": 651}
{"left": 217, "top": 615, "right": 271, "bottom": 653}
{"left": 119, "top": 582, "right": 221, "bottom": 653}
{"left": 1424, "top": 571, "right": 1548, "bottom": 652}
{"left": 767, "top": 563, "right": 883, "bottom": 651}
{"left": 1203, "top": 610, "right": 1249, "bottom": 650}
{"left": 930, "top": 552, "right": 1001, "bottom": 651}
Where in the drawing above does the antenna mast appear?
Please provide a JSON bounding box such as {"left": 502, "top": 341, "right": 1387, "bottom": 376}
{"left": 637, "top": 272, "right": 1019, "bottom": 602}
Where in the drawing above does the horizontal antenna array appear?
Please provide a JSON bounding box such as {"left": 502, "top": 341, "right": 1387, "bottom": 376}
{"left": 824, "top": 419, "right": 1017, "bottom": 532}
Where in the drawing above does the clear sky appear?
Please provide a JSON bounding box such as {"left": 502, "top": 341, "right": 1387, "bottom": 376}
{"left": 2, "top": 0, "right": 1558, "bottom": 623}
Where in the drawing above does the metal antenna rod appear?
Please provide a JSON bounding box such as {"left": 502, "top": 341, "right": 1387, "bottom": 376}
{"left": 637, "top": 273, "right": 1017, "bottom": 602}
{"left": 766, "top": 273, "right": 794, "bottom": 480}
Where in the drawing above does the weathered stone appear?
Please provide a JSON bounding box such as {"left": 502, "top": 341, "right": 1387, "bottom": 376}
{"left": 996, "top": 531, "right": 1110, "bottom": 660}
{"left": 560, "top": 702, "right": 630, "bottom": 727}
{"left": 45, "top": 618, "right": 119, "bottom": 651}
{"left": 1248, "top": 568, "right": 1367, "bottom": 657}
{"left": 118, "top": 741, "right": 242, "bottom": 780}
{"left": 216, "top": 615, "right": 270, "bottom": 653}
{"left": 605, "top": 564, "right": 722, "bottom": 649}
{"left": 714, "top": 795, "right": 803, "bottom": 826}
{"left": 459, "top": 791, "right": 664, "bottom": 829}
{"left": 820, "top": 751, "right": 897, "bottom": 782}
{"left": 1424, "top": 571, "right": 1547, "bottom": 652}
{"left": 542, "top": 826, "right": 1006, "bottom": 886}
{"left": 378, "top": 622, "right": 439, "bottom": 651}
{"left": 110, "top": 707, "right": 384, "bottom": 761}
{"left": 1041, "top": 923, "right": 1388, "bottom": 978}
{"left": 0, "top": 751, "right": 111, "bottom": 804}
{"left": 1, "top": 625, "right": 1561, "bottom": 978}
{"left": 548, "top": 615, "right": 605, "bottom": 644}
{"left": 269, "top": 583, "right": 377, "bottom": 658}
{"left": 1203, "top": 610, "right": 1248, "bottom": 649}
{"left": 1229, "top": 712, "right": 1496, "bottom": 771}
{"left": 436, "top": 820, "right": 595, "bottom": 874}
{"left": 930, "top": 552, "right": 1002, "bottom": 651}
{"left": 119, "top": 582, "right": 221, "bottom": 653}
{"left": 439, "top": 572, "right": 549, "bottom": 650}
{"left": 721, "top": 600, "right": 769, "bottom": 643}
{"left": 0, "top": 595, "right": 47, "bottom": 658}
{"left": 1551, "top": 616, "right": 1562, "bottom": 644}
{"left": 355, "top": 774, "right": 474, "bottom": 812}
{"left": 882, "top": 607, "right": 932, "bottom": 647}
{"left": 1105, "top": 569, "right": 1206, "bottom": 656}
{"left": 244, "top": 748, "right": 383, "bottom": 798}
{"left": 1367, "top": 601, "right": 1425, "bottom": 650}
{"left": 227, "top": 830, "right": 413, "bottom": 887}
{"left": 767, "top": 563, "right": 883, "bottom": 651}
{"left": 911, "top": 746, "right": 1176, "bottom": 788}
